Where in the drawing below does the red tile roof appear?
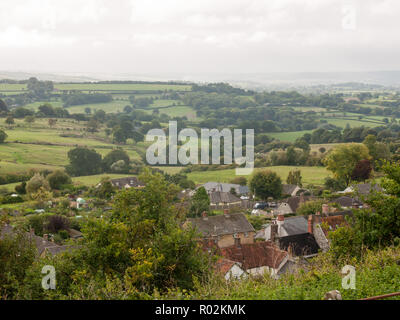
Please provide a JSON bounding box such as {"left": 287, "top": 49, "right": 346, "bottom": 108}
{"left": 220, "top": 241, "right": 288, "bottom": 270}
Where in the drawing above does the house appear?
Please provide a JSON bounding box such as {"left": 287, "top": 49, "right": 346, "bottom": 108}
{"left": 282, "top": 184, "right": 302, "bottom": 197}
{"left": 257, "top": 215, "right": 309, "bottom": 241}
{"left": 109, "top": 177, "right": 145, "bottom": 189}
{"left": 274, "top": 194, "right": 315, "bottom": 215}
{"left": 209, "top": 191, "right": 242, "bottom": 209}
{"left": 272, "top": 202, "right": 294, "bottom": 215}
{"left": 0, "top": 224, "right": 76, "bottom": 258}
{"left": 215, "top": 258, "right": 247, "bottom": 280}
{"left": 310, "top": 211, "right": 353, "bottom": 252}
{"left": 219, "top": 241, "right": 290, "bottom": 278}
{"left": 339, "top": 183, "right": 383, "bottom": 195}
{"left": 257, "top": 214, "right": 320, "bottom": 257}
{"left": 185, "top": 211, "right": 256, "bottom": 248}
{"left": 329, "top": 196, "right": 362, "bottom": 209}
{"left": 201, "top": 182, "right": 250, "bottom": 196}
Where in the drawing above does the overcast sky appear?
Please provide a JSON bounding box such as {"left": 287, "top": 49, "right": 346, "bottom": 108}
{"left": 0, "top": 0, "right": 399, "bottom": 76}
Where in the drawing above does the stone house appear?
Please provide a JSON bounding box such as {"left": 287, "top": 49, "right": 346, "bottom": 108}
{"left": 185, "top": 210, "right": 255, "bottom": 248}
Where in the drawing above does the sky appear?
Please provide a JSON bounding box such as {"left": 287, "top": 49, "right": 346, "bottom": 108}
{"left": 0, "top": 0, "right": 399, "bottom": 77}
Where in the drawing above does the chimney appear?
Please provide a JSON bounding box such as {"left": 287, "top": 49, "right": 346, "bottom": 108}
{"left": 30, "top": 228, "right": 35, "bottom": 235}
{"left": 276, "top": 214, "right": 284, "bottom": 236}
{"left": 308, "top": 215, "right": 313, "bottom": 234}
{"left": 202, "top": 211, "right": 208, "bottom": 219}
{"left": 223, "top": 209, "right": 230, "bottom": 217}
{"left": 43, "top": 234, "right": 48, "bottom": 241}
{"left": 315, "top": 211, "right": 321, "bottom": 224}
{"left": 322, "top": 204, "right": 329, "bottom": 216}
{"left": 270, "top": 223, "right": 278, "bottom": 242}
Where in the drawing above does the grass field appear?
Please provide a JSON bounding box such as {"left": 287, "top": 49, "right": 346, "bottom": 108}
{"left": 187, "top": 166, "right": 330, "bottom": 186}
{"left": 54, "top": 83, "right": 192, "bottom": 92}
{"left": 267, "top": 131, "right": 313, "bottom": 142}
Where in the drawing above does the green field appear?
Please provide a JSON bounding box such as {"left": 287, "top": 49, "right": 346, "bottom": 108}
{"left": 187, "top": 166, "right": 330, "bottom": 186}
{"left": 54, "top": 83, "right": 191, "bottom": 92}
{"left": 267, "top": 131, "right": 313, "bottom": 142}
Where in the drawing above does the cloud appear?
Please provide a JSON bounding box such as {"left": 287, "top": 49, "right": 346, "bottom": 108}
{"left": 0, "top": 0, "right": 400, "bottom": 73}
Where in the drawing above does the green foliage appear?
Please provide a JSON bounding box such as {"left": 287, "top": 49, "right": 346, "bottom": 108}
{"left": 323, "top": 143, "right": 371, "bottom": 186}
{"left": 46, "top": 170, "right": 72, "bottom": 190}
{"left": 66, "top": 147, "right": 103, "bottom": 177}
{"left": 102, "top": 149, "right": 130, "bottom": 172}
{"left": 286, "top": 169, "right": 302, "bottom": 187}
{"left": 0, "top": 224, "right": 36, "bottom": 299}
{"left": 296, "top": 200, "right": 324, "bottom": 216}
{"left": 189, "top": 187, "right": 210, "bottom": 218}
{"left": 0, "top": 129, "right": 7, "bottom": 143}
{"left": 26, "top": 173, "right": 50, "bottom": 197}
{"left": 249, "top": 170, "right": 282, "bottom": 200}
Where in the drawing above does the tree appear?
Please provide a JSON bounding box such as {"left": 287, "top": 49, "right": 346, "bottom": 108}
{"left": 0, "top": 98, "right": 8, "bottom": 112}
{"left": 330, "top": 161, "right": 400, "bottom": 259}
{"left": 48, "top": 119, "right": 57, "bottom": 128}
{"left": 46, "top": 170, "right": 72, "bottom": 190}
{"left": 26, "top": 173, "right": 51, "bottom": 197}
{"left": 5, "top": 117, "right": 14, "bottom": 125}
{"left": 323, "top": 143, "right": 371, "bottom": 186}
{"left": 24, "top": 115, "right": 35, "bottom": 124}
{"left": 230, "top": 176, "right": 247, "bottom": 186}
{"left": 15, "top": 181, "right": 27, "bottom": 195}
{"left": 363, "top": 134, "right": 390, "bottom": 167}
{"left": 66, "top": 147, "right": 103, "bottom": 176}
{"left": 286, "top": 169, "right": 302, "bottom": 187}
{"left": 249, "top": 170, "right": 282, "bottom": 200}
{"left": 84, "top": 107, "right": 92, "bottom": 115}
{"left": 102, "top": 149, "right": 130, "bottom": 172}
{"left": 0, "top": 130, "right": 7, "bottom": 143}
{"left": 94, "top": 178, "right": 115, "bottom": 199}
{"left": 297, "top": 200, "right": 324, "bottom": 216}
{"left": 86, "top": 118, "right": 100, "bottom": 133}
{"left": 189, "top": 187, "right": 210, "bottom": 217}
{"left": 351, "top": 159, "right": 372, "bottom": 182}
{"left": 0, "top": 223, "right": 36, "bottom": 298}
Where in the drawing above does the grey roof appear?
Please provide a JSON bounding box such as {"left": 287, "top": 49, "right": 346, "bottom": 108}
{"left": 201, "top": 182, "right": 249, "bottom": 195}
{"left": 110, "top": 177, "right": 145, "bottom": 188}
{"left": 329, "top": 196, "right": 361, "bottom": 207}
{"left": 188, "top": 213, "right": 255, "bottom": 237}
{"left": 354, "top": 183, "right": 383, "bottom": 195}
{"left": 281, "top": 216, "right": 308, "bottom": 236}
{"left": 282, "top": 184, "right": 298, "bottom": 195}
{"left": 209, "top": 191, "right": 241, "bottom": 204}
{"left": 1, "top": 224, "right": 77, "bottom": 257}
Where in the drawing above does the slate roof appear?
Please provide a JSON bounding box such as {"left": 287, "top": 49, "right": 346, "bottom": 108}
{"left": 1, "top": 224, "right": 77, "bottom": 257}
{"left": 285, "top": 195, "right": 315, "bottom": 213}
{"left": 279, "top": 233, "right": 320, "bottom": 257}
{"left": 281, "top": 216, "right": 309, "bottom": 236}
{"left": 201, "top": 182, "right": 249, "bottom": 195}
{"left": 209, "top": 191, "right": 241, "bottom": 204}
{"left": 282, "top": 184, "right": 299, "bottom": 196}
{"left": 220, "top": 241, "right": 288, "bottom": 270}
{"left": 329, "top": 196, "right": 362, "bottom": 208}
{"left": 354, "top": 183, "right": 383, "bottom": 195}
{"left": 110, "top": 177, "right": 145, "bottom": 189}
{"left": 187, "top": 213, "right": 255, "bottom": 237}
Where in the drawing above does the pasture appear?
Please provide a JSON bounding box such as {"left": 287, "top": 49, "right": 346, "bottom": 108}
{"left": 186, "top": 166, "right": 330, "bottom": 186}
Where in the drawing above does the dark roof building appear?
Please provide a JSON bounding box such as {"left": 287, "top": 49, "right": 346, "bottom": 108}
{"left": 201, "top": 182, "right": 249, "bottom": 195}
{"left": 278, "top": 233, "right": 320, "bottom": 257}
{"left": 220, "top": 241, "right": 288, "bottom": 271}
{"left": 209, "top": 191, "right": 241, "bottom": 205}
{"left": 109, "top": 177, "right": 145, "bottom": 189}
{"left": 329, "top": 196, "right": 362, "bottom": 208}
{"left": 187, "top": 213, "right": 255, "bottom": 237}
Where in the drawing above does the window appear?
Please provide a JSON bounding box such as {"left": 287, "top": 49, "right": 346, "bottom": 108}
{"left": 244, "top": 232, "right": 248, "bottom": 238}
